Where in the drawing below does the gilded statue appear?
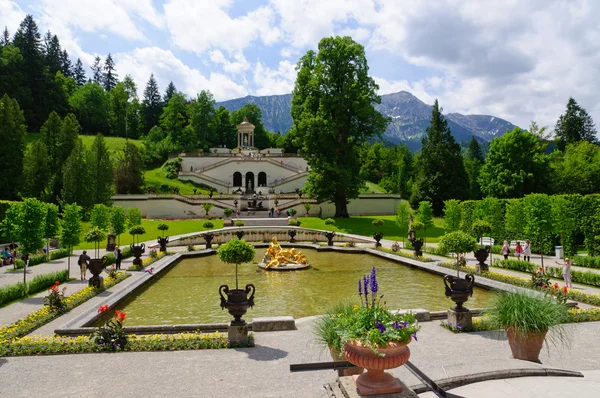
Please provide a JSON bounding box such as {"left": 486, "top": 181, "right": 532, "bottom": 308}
{"left": 262, "top": 237, "right": 309, "bottom": 268}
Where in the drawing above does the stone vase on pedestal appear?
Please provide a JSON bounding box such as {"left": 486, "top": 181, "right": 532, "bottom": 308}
{"left": 157, "top": 236, "right": 169, "bottom": 252}
{"left": 130, "top": 243, "right": 145, "bottom": 267}
{"left": 88, "top": 257, "right": 107, "bottom": 288}
{"left": 324, "top": 232, "right": 335, "bottom": 246}
{"left": 372, "top": 233, "right": 383, "bottom": 248}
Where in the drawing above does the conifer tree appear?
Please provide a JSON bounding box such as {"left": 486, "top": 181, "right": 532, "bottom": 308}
{"left": 0, "top": 94, "right": 27, "bottom": 200}
{"left": 142, "top": 73, "right": 162, "bottom": 133}
{"left": 410, "top": 99, "right": 468, "bottom": 215}
{"left": 115, "top": 143, "right": 145, "bottom": 194}
{"left": 464, "top": 136, "right": 484, "bottom": 200}
{"left": 60, "top": 49, "right": 72, "bottom": 78}
{"left": 555, "top": 97, "right": 597, "bottom": 151}
{"left": 41, "top": 111, "right": 63, "bottom": 176}
{"left": 103, "top": 53, "right": 118, "bottom": 91}
{"left": 74, "top": 58, "right": 86, "bottom": 86}
{"left": 44, "top": 32, "right": 62, "bottom": 75}
{"left": 163, "top": 81, "right": 176, "bottom": 104}
{"left": 1, "top": 27, "right": 10, "bottom": 46}
{"left": 62, "top": 139, "right": 90, "bottom": 210}
{"left": 59, "top": 113, "right": 80, "bottom": 164}
{"left": 87, "top": 134, "right": 114, "bottom": 206}
{"left": 91, "top": 55, "right": 103, "bottom": 84}
{"left": 21, "top": 140, "right": 49, "bottom": 198}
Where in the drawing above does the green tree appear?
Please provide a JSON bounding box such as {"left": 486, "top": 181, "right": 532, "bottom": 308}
{"left": 230, "top": 104, "right": 271, "bottom": 149}
{"left": 410, "top": 100, "right": 468, "bottom": 215}
{"left": 554, "top": 97, "right": 597, "bottom": 151}
{"left": 90, "top": 203, "right": 111, "bottom": 232}
{"left": 160, "top": 92, "right": 189, "bottom": 149}
{"left": 163, "top": 81, "right": 176, "bottom": 104}
{"left": 103, "top": 53, "right": 118, "bottom": 91}
{"left": 214, "top": 106, "right": 236, "bottom": 148}
{"left": 189, "top": 90, "right": 216, "bottom": 147}
{"left": 21, "top": 140, "right": 49, "bottom": 199}
{"left": 395, "top": 202, "right": 411, "bottom": 247}
{"left": 0, "top": 94, "right": 27, "bottom": 200}
{"left": 379, "top": 144, "right": 413, "bottom": 197}
{"left": 478, "top": 127, "right": 549, "bottom": 198}
{"left": 552, "top": 141, "right": 600, "bottom": 194}
{"left": 44, "top": 32, "right": 62, "bottom": 75}
{"left": 443, "top": 199, "right": 461, "bottom": 233}
{"left": 60, "top": 203, "right": 82, "bottom": 273}
{"left": 73, "top": 58, "right": 86, "bottom": 86}
{"left": 61, "top": 138, "right": 90, "bottom": 211}
{"left": 202, "top": 203, "right": 214, "bottom": 217}
{"left": 115, "top": 143, "right": 145, "bottom": 194}
{"left": 523, "top": 194, "right": 554, "bottom": 265}
{"left": 0, "top": 44, "right": 26, "bottom": 107}
{"left": 59, "top": 113, "right": 80, "bottom": 161}
{"left": 127, "top": 207, "right": 142, "bottom": 228}
{"left": 110, "top": 206, "right": 127, "bottom": 245}
{"left": 416, "top": 201, "right": 434, "bottom": 248}
{"left": 290, "top": 36, "right": 389, "bottom": 217}
{"left": 87, "top": 134, "right": 114, "bottom": 206}
{"left": 60, "top": 49, "right": 72, "bottom": 78}
{"left": 69, "top": 82, "right": 110, "bottom": 133}
{"left": 464, "top": 136, "right": 484, "bottom": 199}
{"left": 44, "top": 202, "right": 59, "bottom": 257}
{"left": 41, "top": 111, "right": 63, "bottom": 177}
{"left": 91, "top": 55, "right": 103, "bottom": 84}
{"left": 438, "top": 231, "right": 477, "bottom": 276}
{"left": 142, "top": 73, "right": 162, "bottom": 133}
{"left": 12, "top": 198, "right": 46, "bottom": 284}
{"left": 552, "top": 195, "right": 577, "bottom": 257}
{"left": 505, "top": 199, "right": 526, "bottom": 240}
{"left": 474, "top": 197, "right": 506, "bottom": 240}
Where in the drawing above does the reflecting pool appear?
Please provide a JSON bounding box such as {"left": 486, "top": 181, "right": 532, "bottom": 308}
{"left": 119, "top": 250, "right": 493, "bottom": 325}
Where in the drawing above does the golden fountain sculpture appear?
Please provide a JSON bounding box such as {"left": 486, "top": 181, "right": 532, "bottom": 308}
{"left": 260, "top": 237, "right": 310, "bottom": 270}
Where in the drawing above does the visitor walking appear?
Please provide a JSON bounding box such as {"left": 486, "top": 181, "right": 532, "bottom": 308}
{"left": 556, "top": 258, "right": 572, "bottom": 289}
{"left": 523, "top": 239, "right": 531, "bottom": 262}
{"left": 114, "top": 247, "right": 122, "bottom": 270}
{"left": 23, "top": 253, "right": 30, "bottom": 273}
{"left": 501, "top": 241, "right": 510, "bottom": 260}
{"left": 78, "top": 251, "right": 90, "bottom": 281}
{"left": 514, "top": 242, "right": 523, "bottom": 261}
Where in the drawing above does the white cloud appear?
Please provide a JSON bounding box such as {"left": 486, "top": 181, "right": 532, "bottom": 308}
{"left": 164, "top": 0, "right": 280, "bottom": 54}
{"left": 209, "top": 50, "right": 250, "bottom": 75}
{"left": 373, "top": 76, "right": 435, "bottom": 106}
{"left": 0, "top": 0, "right": 26, "bottom": 35}
{"left": 115, "top": 47, "right": 248, "bottom": 101}
{"left": 253, "top": 60, "right": 296, "bottom": 96}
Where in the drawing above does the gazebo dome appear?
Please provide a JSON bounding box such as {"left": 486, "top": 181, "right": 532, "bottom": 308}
{"left": 237, "top": 117, "right": 255, "bottom": 131}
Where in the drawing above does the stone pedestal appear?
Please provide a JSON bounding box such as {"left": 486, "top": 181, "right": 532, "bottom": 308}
{"left": 447, "top": 308, "right": 473, "bottom": 329}
{"left": 338, "top": 376, "right": 418, "bottom": 397}
{"left": 228, "top": 322, "right": 249, "bottom": 343}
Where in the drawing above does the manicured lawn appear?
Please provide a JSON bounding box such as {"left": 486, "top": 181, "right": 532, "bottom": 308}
{"left": 80, "top": 135, "right": 143, "bottom": 153}
{"left": 144, "top": 167, "right": 211, "bottom": 195}
{"left": 360, "top": 182, "right": 386, "bottom": 193}
{"left": 298, "top": 215, "right": 445, "bottom": 243}
{"left": 74, "top": 218, "right": 224, "bottom": 250}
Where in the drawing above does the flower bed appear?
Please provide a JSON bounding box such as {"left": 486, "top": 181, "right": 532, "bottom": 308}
{"left": 127, "top": 251, "right": 166, "bottom": 271}
{"left": 0, "top": 270, "right": 70, "bottom": 307}
{"left": 0, "top": 272, "right": 130, "bottom": 341}
{"left": 0, "top": 331, "right": 254, "bottom": 356}
{"left": 494, "top": 259, "right": 600, "bottom": 288}
{"left": 377, "top": 247, "right": 434, "bottom": 262}
{"left": 437, "top": 262, "right": 600, "bottom": 307}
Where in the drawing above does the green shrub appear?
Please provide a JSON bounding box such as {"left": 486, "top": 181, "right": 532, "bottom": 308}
{"left": 0, "top": 270, "right": 70, "bottom": 307}
{"left": 203, "top": 221, "right": 214, "bottom": 229}
{"left": 288, "top": 219, "right": 300, "bottom": 226}
{"left": 313, "top": 302, "right": 355, "bottom": 353}
{"left": 495, "top": 259, "right": 600, "bottom": 288}
{"left": 494, "top": 259, "right": 536, "bottom": 273}
{"left": 573, "top": 256, "right": 600, "bottom": 269}
{"left": 234, "top": 221, "right": 245, "bottom": 227}
{"left": 223, "top": 208, "right": 234, "bottom": 218}
{"left": 50, "top": 248, "right": 70, "bottom": 260}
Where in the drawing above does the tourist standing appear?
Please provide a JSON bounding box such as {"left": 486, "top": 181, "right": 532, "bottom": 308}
{"left": 501, "top": 241, "right": 510, "bottom": 260}
{"left": 114, "top": 247, "right": 122, "bottom": 270}
{"left": 556, "top": 258, "right": 572, "bottom": 289}
{"left": 78, "top": 251, "right": 90, "bottom": 281}
{"left": 523, "top": 239, "right": 531, "bottom": 262}
{"left": 514, "top": 242, "right": 523, "bottom": 261}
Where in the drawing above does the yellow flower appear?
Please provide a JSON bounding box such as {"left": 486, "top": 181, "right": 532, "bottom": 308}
{"left": 352, "top": 305, "right": 359, "bottom": 311}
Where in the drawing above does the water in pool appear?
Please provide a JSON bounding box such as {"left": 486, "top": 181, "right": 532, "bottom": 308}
{"left": 119, "top": 250, "right": 492, "bottom": 325}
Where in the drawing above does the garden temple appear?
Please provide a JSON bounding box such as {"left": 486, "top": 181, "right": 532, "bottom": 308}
{"left": 177, "top": 118, "right": 309, "bottom": 195}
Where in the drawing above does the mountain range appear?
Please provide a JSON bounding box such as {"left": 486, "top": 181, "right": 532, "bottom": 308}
{"left": 216, "top": 91, "right": 516, "bottom": 150}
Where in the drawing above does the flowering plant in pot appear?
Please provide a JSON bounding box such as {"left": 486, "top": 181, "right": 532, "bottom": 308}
{"left": 486, "top": 290, "right": 570, "bottom": 362}
{"left": 335, "top": 267, "right": 420, "bottom": 395}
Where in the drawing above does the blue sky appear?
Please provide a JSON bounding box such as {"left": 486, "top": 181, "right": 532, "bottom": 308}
{"left": 1, "top": 0, "right": 599, "bottom": 130}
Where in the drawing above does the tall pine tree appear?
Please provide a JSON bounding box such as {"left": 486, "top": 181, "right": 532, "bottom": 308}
{"left": 74, "top": 58, "right": 86, "bottom": 85}
{"left": 44, "top": 32, "right": 62, "bottom": 75}
{"left": 87, "top": 134, "right": 114, "bottom": 206}
{"left": 21, "top": 140, "right": 49, "bottom": 199}
{"left": 103, "top": 53, "right": 118, "bottom": 91}
{"left": 163, "top": 81, "right": 176, "bottom": 104}
{"left": 60, "top": 49, "right": 72, "bottom": 78}
{"left": 464, "top": 136, "right": 484, "bottom": 200}
{"left": 555, "top": 97, "right": 597, "bottom": 151}
{"left": 91, "top": 55, "right": 103, "bottom": 84}
{"left": 62, "top": 138, "right": 90, "bottom": 210}
{"left": 410, "top": 99, "right": 468, "bottom": 215}
{"left": 0, "top": 94, "right": 27, "bottom": 200}
{"left": 142, "top": 73, "right": 162, "bottom": 133}
{"left": 1, "top": 27, "right": 9, "bottom": 46}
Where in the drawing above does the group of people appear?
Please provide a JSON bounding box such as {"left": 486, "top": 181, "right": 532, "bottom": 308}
{"left": 501, "top": 240, "right": 532, "bottom": 261}
{"left": 1, "top": 241, "right": 19, "bottom": 266}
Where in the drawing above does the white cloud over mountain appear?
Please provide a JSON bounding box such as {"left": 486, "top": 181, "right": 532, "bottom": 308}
{"left": 1, "top": 0, "right": 599, "bottom": 131}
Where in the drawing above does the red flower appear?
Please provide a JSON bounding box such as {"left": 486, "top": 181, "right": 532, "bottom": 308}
{"left": 115, "top": 310, "right": 127, "bottom": 323}
{"left": 542, "top": 284, "right": 547, "bottom": 289}
{"left": 538, "top": 267, "right": 543, "bottom": 272}
{"left": 553, "top": 283, "right": 559, "bottom": 288}
{"left": 98, "top": 305, "right": 109, "bottom": 313}
{"left": 54, "top": 281, "right": 60, "bottom": 286}
{"left": 563, "top": 286, "right": 568, "bottom": 293}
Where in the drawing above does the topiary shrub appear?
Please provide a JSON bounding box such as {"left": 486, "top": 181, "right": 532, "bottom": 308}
{"left": 217, "top": 239, "right": 255, "bottom": 290}
{"left": 235, "top": 221, "right": 245, "bottom": 227}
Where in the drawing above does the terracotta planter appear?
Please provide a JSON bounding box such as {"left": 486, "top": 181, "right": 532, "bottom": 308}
{"left": 329, "top": 347, "right": 363, "bottom": 376}
{"left": 343, "top": 340, "right": 411, "bottom": 395}
{"left": 506, "top": 327, "right": 547, "bottom": 362}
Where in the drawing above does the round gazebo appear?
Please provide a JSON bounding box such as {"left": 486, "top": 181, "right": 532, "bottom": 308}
{"left": 237, "top": 117, "right": 255, "bottom": 148}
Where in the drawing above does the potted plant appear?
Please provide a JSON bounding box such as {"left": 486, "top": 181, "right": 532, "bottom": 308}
{"left": 304, "top": 203, "right": 312, "bottom": 216}
{"left": 334, "top": 267, "right": 420, "bottom": 395}
{"left": 84, "top": 227, "right": 108, "bottom": 288}
{"left": 157, "top": 223, "right": 169, "bottom": 252}
{"left": 129, "top": 225, "right": 146, "bottom": 267}
{"left": 471, "top": 219, "right": 493, "bottom": 271}
{"left": 324, "top": 218, "right": 336, "bottom": 246}
{"left": 486, "top": 290, "right": 569, "bottom": 362}
{"left": 288, "top": 229, "right": 297, "bottom": 243}
{"left": 202, "top": 221, "right": 215, "bottom": 249}
{"left": 438, "top": 231, "right": 477, "bottom": 311}
{"left": 217, "top": 240, "right": 256, "bottom": 326}
{"left": 372, "top": 219, "right": 384, "bottom": 248}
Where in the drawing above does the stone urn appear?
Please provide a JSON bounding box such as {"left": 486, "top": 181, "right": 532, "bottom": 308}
{"left": 373, "top": 232, "right": 383, "bottom": 248}
{"left": 506, "top": 327, "right": 547, "bottom": 362}
{"left": 444, "top": 274, "right": 475, "bottom": 311}
{"left": 88, "top": 256, "right": 107, "bottom": 288}
{"left": 130, "top": 243, "right": 146, "bottom": 267}
{"left": 329, "top": 347, "right": 363, "bottom": 376}
{"left": 219, "top": 284, "right": 256, "bottom": 326}
{"left": 105, "top": 233, "right": 116, "bottom": 251}
{"left": 343, "top": 340, "right": 411, "bottom": 395}
{"left": 409, "top": 237, "right": 424, "bottom": 257}
{"left": 202, "top": 233, "right": 214, "bottom": 249}
{"left": 235, "top": 230, "right": 245, "bottom": 240}
{"left": 474, "top": 246, "right": 491, "bottom": 271}
{"left": 324, "top": 232, "right": 336, "bottom": 246}
{"left": 288, "top": 230, "right": 297, "bottom": 243}
{"left": 157, "top": 236, "right": 169, "bottom": 252}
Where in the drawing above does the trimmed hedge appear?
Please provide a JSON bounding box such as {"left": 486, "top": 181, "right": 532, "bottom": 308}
{"left": 494, "top": 259, "right": 600, "bottom": 288}
{"left": 573, "top": 256, "right": 600, "bottom": 269}
{"left": 12, "top": 249, "right": 70, "bottom": 269}
{"left": 0, "top": 270, "right": 70, "bottom": 307}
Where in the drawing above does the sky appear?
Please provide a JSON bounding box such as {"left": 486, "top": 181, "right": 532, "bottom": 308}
{"left": 1, "top": 0, "right": 599, "bottom": 130}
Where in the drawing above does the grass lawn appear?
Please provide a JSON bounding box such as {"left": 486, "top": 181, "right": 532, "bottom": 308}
{"left": 360, "top": 182, "right": 386, "bottom": 194}
{"left": 298, "top": 215, "right": 445, "bottom": 243}
{"left": 144, "top": 167, "right": 211, "bottom": 195}
{"left": 26, "top": 133, "right": 143, "bottom": 156}
{"left": 74, "top": 218, "right": 224, "bottom": 250}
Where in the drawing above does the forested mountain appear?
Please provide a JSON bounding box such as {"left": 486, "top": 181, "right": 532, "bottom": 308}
{"left": 217, "top": 91, "right": 516, "bottom": 149}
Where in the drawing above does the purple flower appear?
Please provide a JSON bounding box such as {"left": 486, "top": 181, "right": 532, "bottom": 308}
{"left": 363, "top": 275, "right": 369, "bottom": 296}
{"left": 402, "top": 321, "right": 408, "bottom": 328}
{"left": 370, "top": 267, "right": 378, "bottom": 294}
{"left": 413, "top": 332, "right": 418, "bottom": 341}
{"left": 375, "top": 321, "right": 386, "bottom": 333}
{"left": 392, "top": 321, "right": 403, "bottom": 329}
{"left": 358, "top": 279, "right": 362, "bottom": 296}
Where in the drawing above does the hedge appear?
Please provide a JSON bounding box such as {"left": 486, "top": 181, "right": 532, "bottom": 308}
{"left": 494, "top": 259, "right": 600, "bottom": 288}
{"left": 0, "top": 270, "right": 70, "bottom": 307}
